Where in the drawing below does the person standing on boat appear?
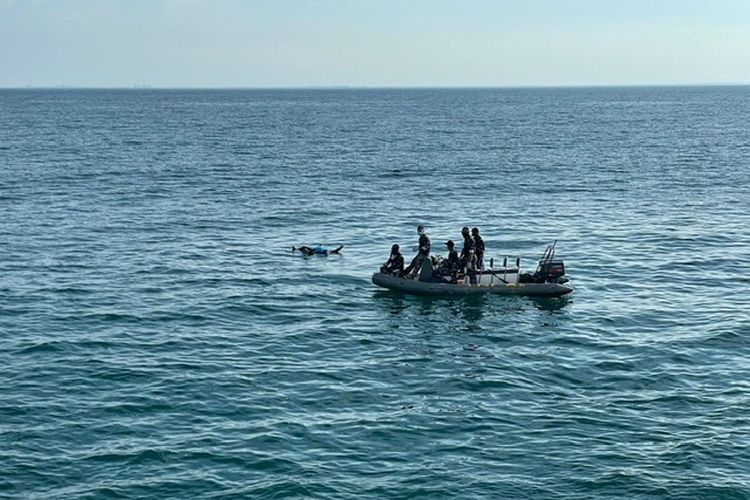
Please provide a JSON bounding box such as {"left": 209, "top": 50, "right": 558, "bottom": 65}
{"left": 472, "top": 227, "right": 485, "bottom": 270}
{"left": 381, "top": 244, "right": 404, "bottom": 275}
{"left": 403, "top": 225, "right": 430, "bottom": 278}
{"left": 460, "top": 226, "right": 477, "bottom": 284}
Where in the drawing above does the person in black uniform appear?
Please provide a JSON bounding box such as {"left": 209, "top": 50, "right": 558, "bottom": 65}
{"left": 403, "top": 225, "right": 430, "bottom": 278}
{"left": 459, "top": 226, "right": 477, "bottom": 284}
{"left": 435, "top": 240, "right": 460, "bottom": 282}
{"left": 381, "top": 244, "right": 405, "bottom": 275}
{"left": 471, "top": 227, "right": 485, "bottom": 270}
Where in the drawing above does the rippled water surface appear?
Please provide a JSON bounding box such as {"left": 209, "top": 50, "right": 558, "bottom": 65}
{"left": 2, "top": 87, "right": 750, "bottom": 499}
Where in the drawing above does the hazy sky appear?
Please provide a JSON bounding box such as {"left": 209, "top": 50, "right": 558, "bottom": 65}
{"left": 1, "top": 0, "right": 749, "bottom": 87}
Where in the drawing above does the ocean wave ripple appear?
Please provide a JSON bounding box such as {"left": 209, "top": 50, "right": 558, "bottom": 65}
{"left": 1, "top": 87, "right": 750, "bottom": 499}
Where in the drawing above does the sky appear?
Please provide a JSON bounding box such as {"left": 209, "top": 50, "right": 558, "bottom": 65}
{"left": 1, "top": 0, "right": 749, "bottom": 87}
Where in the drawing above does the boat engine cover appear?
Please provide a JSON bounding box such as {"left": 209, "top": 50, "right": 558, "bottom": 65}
{"left": 539, "top": 259, "right": 565, "bottom": 281}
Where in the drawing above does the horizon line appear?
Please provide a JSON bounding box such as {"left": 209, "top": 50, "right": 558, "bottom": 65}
{"left": 1, "top": 82, "right": 749, "bottom": 91}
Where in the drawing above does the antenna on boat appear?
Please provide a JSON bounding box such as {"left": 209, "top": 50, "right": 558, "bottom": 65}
{"left": 534, "top": 240, "right": 558, "bottom": 275}
{"left": 550, "top": 240, "right": 558, "bottom": 260}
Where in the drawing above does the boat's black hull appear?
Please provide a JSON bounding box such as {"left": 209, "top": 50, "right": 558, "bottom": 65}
{"left": 372, "top": 272, "right": 573, "bottom": 297}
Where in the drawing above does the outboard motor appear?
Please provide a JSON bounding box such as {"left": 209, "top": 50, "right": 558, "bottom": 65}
{"left": 536, "top": 258, "right": 567, "bottom": 283}
{"left": 520, "top": 241, "right": 569, "bottom": 284}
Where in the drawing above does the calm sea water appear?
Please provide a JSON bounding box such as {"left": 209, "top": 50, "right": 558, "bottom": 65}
{"left": 1, "top": 87, "right": 750, "bottom": 499}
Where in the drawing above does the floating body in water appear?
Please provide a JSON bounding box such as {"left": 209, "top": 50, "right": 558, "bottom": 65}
{"left": 292, "top": 245, "right": 343, "bottom": 256}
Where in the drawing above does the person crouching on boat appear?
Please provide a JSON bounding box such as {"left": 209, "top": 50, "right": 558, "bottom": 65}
{"left": 435, "top": 240, "right": 460, "bottom": 283}
{"left": 402, "top": 225, "right": 431, "bottom": 278}
{"left": 472, "top": 227, "right": 485, "bottom": 270}
{"left": 381, "top": 244, "right": 404, "bottom": 275}
{"left": 293, "top": 244, "right": 343, "bottom": 256}
{"left": 459, "top": 226, "right": 477, "bottom": 284}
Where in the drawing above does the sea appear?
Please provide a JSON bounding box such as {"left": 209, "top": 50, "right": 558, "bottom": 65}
{"left": 1, "top": 86, "right": 749, "bottom": 499}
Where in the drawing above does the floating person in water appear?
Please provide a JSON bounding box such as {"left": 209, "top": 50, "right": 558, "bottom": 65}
{"left": 459, "top": 226, "right": 477, "bottom": 284}
{"left": 402, "top": 225, "right": 431, "bottom": 278}
{"left": 434, "top": 240, "right": 460, "bottom": 282}
{"left": 472, "top": 227, "right": 485, "bottom": 270}
{"left": 381, "top": 244, "right": 404, "bottom": 275}
{"left": 292, "top": 244, "right": 343, "bottom": 256}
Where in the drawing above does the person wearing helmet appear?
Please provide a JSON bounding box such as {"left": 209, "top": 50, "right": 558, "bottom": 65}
{"left": 381, "top": 244, "right": 404, "bottom": 275}
{"left": 459, "top": 226, "right": 477, "bottom": 284}
{"left": 471, "top": 227, "right": 485, "bottom": 270}
{"left": 402, "top": 225, "right": 431, "bottom": 278}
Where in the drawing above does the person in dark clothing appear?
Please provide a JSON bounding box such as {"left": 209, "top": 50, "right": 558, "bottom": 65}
{"left": 293, "top": 244, "right": 343, "bottom": 256}
{"left": 435, "top": 240, "right": 460, "bottom": 282}
{"left": 381, "top": 244, "right": 404, "bottom": 275}
{"left": 471, "top": 227, "right": 485, "bottom": 270}
{"left": 459, "top": 226, "right": 477, "bottom": 284}
{"left": 403, "top": 225, "right": 431, "bottom": 278}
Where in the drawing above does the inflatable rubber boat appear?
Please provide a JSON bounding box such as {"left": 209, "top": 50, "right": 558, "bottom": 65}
{"left": 372, "top": 242, "right": 572, "bottom": 298}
